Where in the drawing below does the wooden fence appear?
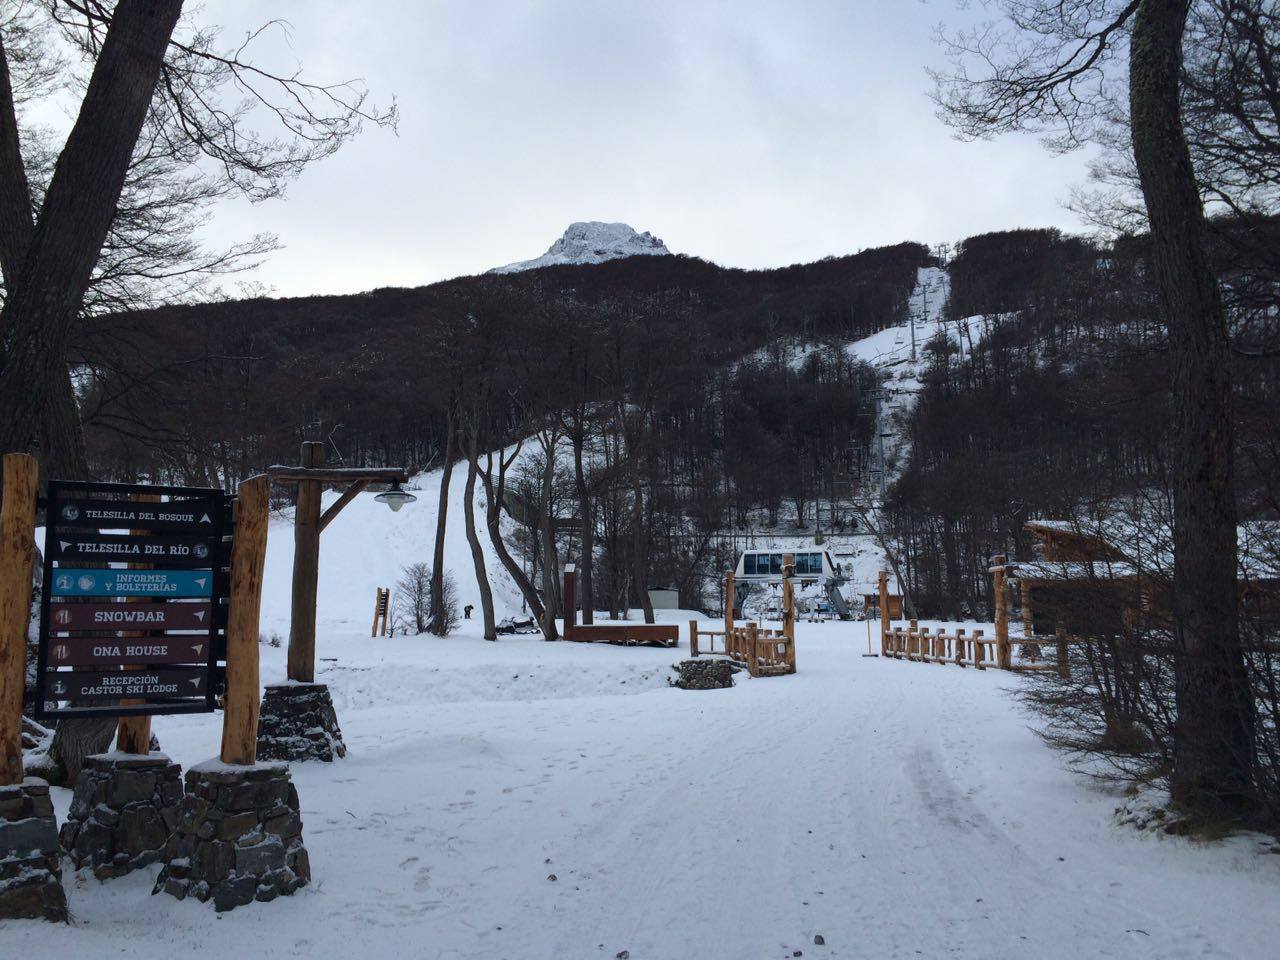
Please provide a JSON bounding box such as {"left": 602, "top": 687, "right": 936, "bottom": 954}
{"left": 878, "top": 561, "right": 1071, "bottom": 678}
{"left": 688, "top": 562, "right": 797, "bottom": 677}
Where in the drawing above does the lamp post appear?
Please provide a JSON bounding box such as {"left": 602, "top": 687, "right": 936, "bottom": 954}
{"left": 267, "top": 442, "right": 414, "bottom": 683}
{"left": 258, "top": 443, "right": 414, "bottom": 763}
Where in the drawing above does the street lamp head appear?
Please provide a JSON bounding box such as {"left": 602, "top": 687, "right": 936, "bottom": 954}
{"left": 375, "top": 481, "right": 416, "bottom": 513}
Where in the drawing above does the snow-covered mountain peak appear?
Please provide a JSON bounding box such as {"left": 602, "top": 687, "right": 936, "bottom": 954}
{"left": 490, "top": 221, "right": 671, "bottom": 274}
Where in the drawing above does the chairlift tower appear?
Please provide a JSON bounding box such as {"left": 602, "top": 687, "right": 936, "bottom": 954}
{"left": 863, "top": 389, "right": 889, "bottom": 503}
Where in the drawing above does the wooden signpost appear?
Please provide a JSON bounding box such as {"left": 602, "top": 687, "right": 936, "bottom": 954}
{"left": 220, "top": 475, "right": 269, "bottom": 765}
{"left": 0, "top": 453, "right": 37, "bottom": 786}
{"left": 34, "top": 480, "right": 232, "bottom": 720}
{"left": 1, "top": 463, "right": 288, "bottom": 914}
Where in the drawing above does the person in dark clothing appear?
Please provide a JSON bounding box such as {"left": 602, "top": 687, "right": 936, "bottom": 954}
{"left": 464, "top": 604, "right": 473, "bottom": 620}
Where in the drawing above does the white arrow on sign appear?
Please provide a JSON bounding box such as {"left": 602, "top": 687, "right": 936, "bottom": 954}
{"left": 195, "top": 577, "right": 208, "bottom": 588}
{"left": 200, "top": 513, "right": 211, "bottom": 523}
{"left": 192, "top": 644, "right": 204, "bottom": 655}
{"left": 189, "top": 677, "right": 201, "bottom": 688}
{"left": 60, "top": 540, "right": 71, "bottom": 551}
{"left": 194, "top": 610, "right": 206, "bottom": 622}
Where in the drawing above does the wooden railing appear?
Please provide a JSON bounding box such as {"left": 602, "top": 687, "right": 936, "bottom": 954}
{"left": 689, "top": 620, "right": 798, "bottom": 678}
{"left": 882, "top": 619, "right": 1069, "bottom": 677}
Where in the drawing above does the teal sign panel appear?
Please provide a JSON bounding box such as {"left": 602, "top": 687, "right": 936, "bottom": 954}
{"left": 49, "top": 568, "right": 214, "bottom": 598}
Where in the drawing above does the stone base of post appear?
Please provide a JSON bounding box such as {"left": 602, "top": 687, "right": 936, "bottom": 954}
{"left": 154, "top": 761, "right": 310, "bottom": 912}
{"left": 0, "top": 778, "right": 67, "bottom": 922}
{"left": 256, "top": 682, "right": 346, "bottom": 762}
{"left": 59, "top": 752, "right": 183, "bottom": 880}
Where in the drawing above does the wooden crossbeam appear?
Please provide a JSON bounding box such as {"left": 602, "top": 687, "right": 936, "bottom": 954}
{"left": 267, "top": 466, "right": 407, "bottom": 483}
{"left": 318, "top": 478, "right": 371, "bottom": 533}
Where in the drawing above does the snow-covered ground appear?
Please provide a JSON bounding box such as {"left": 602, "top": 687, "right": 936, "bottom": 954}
{"left": 6, "top": 617, "right": 1278, "bottom": 959}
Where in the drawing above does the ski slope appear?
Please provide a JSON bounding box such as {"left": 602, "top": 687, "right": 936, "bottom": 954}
{"left": 257, "top": 458, "right": 531, "bottom": 656}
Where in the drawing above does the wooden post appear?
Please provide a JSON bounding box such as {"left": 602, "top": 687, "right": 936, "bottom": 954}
{"left": 782, "top": 556, "right": 795, "bottom": 645}
{"left": 878, "top": 569, "right": 889, "bottom": 655}
{"left": 0, "top": 453, "right": 37, "bottom": 786}
{"left": 563, "top": 564, "right": 576, "bottom": 640}
{"left": 1021, "top": 582, "right": 1035, "bottom": 642}
{"left": 973, "top": 629, "right": 986, "bottom": 669}
{"left": 747, "top": 621, "right": 759, "bottom": 678}
{"left": 725, "top": 570, "right": 735, "bottom": 640}
{"left": 1056, "top": 626, "right": 1071, "bottom": 680}
{"left": 993, "top": 554, "right": 1011, "bottom": 670}
{"left": 287, "top": 441, "right": 324, "bottom": 683}
{"left": 116, "top": 493, "right": 161, "bottom": 755}
{"left": 955, "top": 629, "right": 966, "bottom": 667}
{"left": 689, "top": 619, "right": 699, "bottom": 657}
{"left": 221, "top": 475, "right": 269, "bottom": 766}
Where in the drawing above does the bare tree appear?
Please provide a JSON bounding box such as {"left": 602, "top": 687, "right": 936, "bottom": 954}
{"left": 4, "top": 0, "right": 393, "bottom": 782}
{"left": 932, "top": 0, "right": 1256, "bottom": 816}
{"left": 0, "top": 0, "right": 395, "bottom": 479}
{"left": 429, "top": 402, "right": 456, "bottom": 636}
{"left": 480, "top": 441, "right": 550, "bottom": 633}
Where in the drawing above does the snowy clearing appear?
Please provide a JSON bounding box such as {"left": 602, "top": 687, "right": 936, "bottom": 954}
{"left": 4, "top": 616, "right": 1278, "bottom": 959}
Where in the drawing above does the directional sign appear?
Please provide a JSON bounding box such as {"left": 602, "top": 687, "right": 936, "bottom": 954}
{"left": 52, "top": 498, "right": 220, "bottom": 532}
{"left": 36, "top": 480, "right": 233, "bottom": 720}
{"left": 47, "top": 636, "right": 210, "bottom": 667}
{"left": 52, "top": 532, "right": 221, "bottom": 567}
{"left": 44, "top": 667, "right": 208, "bottom": 702}
{"left": 49, "top": 568, "right": 213, "bottom": 598}
{"left": 48, "top": 601, "right": 214, "bottom": 632}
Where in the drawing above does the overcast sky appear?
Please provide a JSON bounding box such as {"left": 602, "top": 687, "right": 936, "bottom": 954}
{"left": 194, "top": 0, "right": 1094, "bottom": 298}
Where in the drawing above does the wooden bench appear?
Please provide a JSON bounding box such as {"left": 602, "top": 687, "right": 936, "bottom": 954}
{"left": 562, "top": 566, "right": 678, "bottom": 647}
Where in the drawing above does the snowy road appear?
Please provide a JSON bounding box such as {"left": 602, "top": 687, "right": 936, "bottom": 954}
{"left": 4, "top": 619, "right": 1278, "bottom": 959}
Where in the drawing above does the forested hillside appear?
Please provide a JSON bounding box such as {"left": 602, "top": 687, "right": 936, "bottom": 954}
{"left": 888, "top": 223, "right": 1280, "bottom": 617}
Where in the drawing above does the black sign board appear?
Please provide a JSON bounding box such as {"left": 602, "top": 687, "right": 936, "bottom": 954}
{"left": 52, "top": 498, "right": 220, "bottom": 532}
{"left": 48, "top": 601, "right": 216, "bottom": 632}
{"left": 47, "top": 635, "right": 213, "bottom": 667}
{"left": 51, "top": 532, "right": 223, "bottom": 568}
{"left": 46, "top": 667, "right": 209, "bottom": 702}
{"left": 35, "top": 480, "right": 234, "bottom": 720}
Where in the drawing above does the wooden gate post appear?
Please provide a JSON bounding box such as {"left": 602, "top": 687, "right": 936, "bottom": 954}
{"left": 878, "top": 569, "right": 889, "bottom": 655}
{"left": 0, "top": 453, "right": 37, "bottom": 786}
{"left": 1055, "top": 626, "right": 1071, "bottom": 680}
{"left": 725, "top": 570, "right": 735, "bottom": 640}
{"left": 782, "top": 556, "right": 795, "bottom": 643}
{"left": 993, "top": 554, "right": 1011, "bottom": 670}
{"left": 563, "top": 564, "right": 577, "bottom": 640}
{"left": 746, "top": 621, "right": 759, "bottom": 678}
{"left": 221, "top": 475, "right": 269, "bottom": 766}
{"left": 287, "top": 441, "right": 324, "bottom": 683}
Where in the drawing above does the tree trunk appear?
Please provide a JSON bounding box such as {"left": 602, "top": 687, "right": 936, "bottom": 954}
{"left": 429, "top": 412, "right": 454, "bottom": 636}
{"left": 627, "top": 433, "right": 655, "bottom": 624}
{"left": 481, "top": 450, "right": 549, "bottom": 630}
{"left": 1130, "top": 0, "right": 1254, "bottom": 815}
{"left": 0, "top": 35, "right": 34, "bottom": 287}
{"left": 463, "top": 450, "right": 496, "bottom": 640}
{"left": 572, "top": 430, "right": 595, "bottom": 624}
{"left": 538, "top": 439, "right": 560, "bottom": 638}
{"left": 48, "top": 716, "right": 116, "bottom": 784}
{"left": 0, "top": 0, "right": 184, "bottom": 476}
